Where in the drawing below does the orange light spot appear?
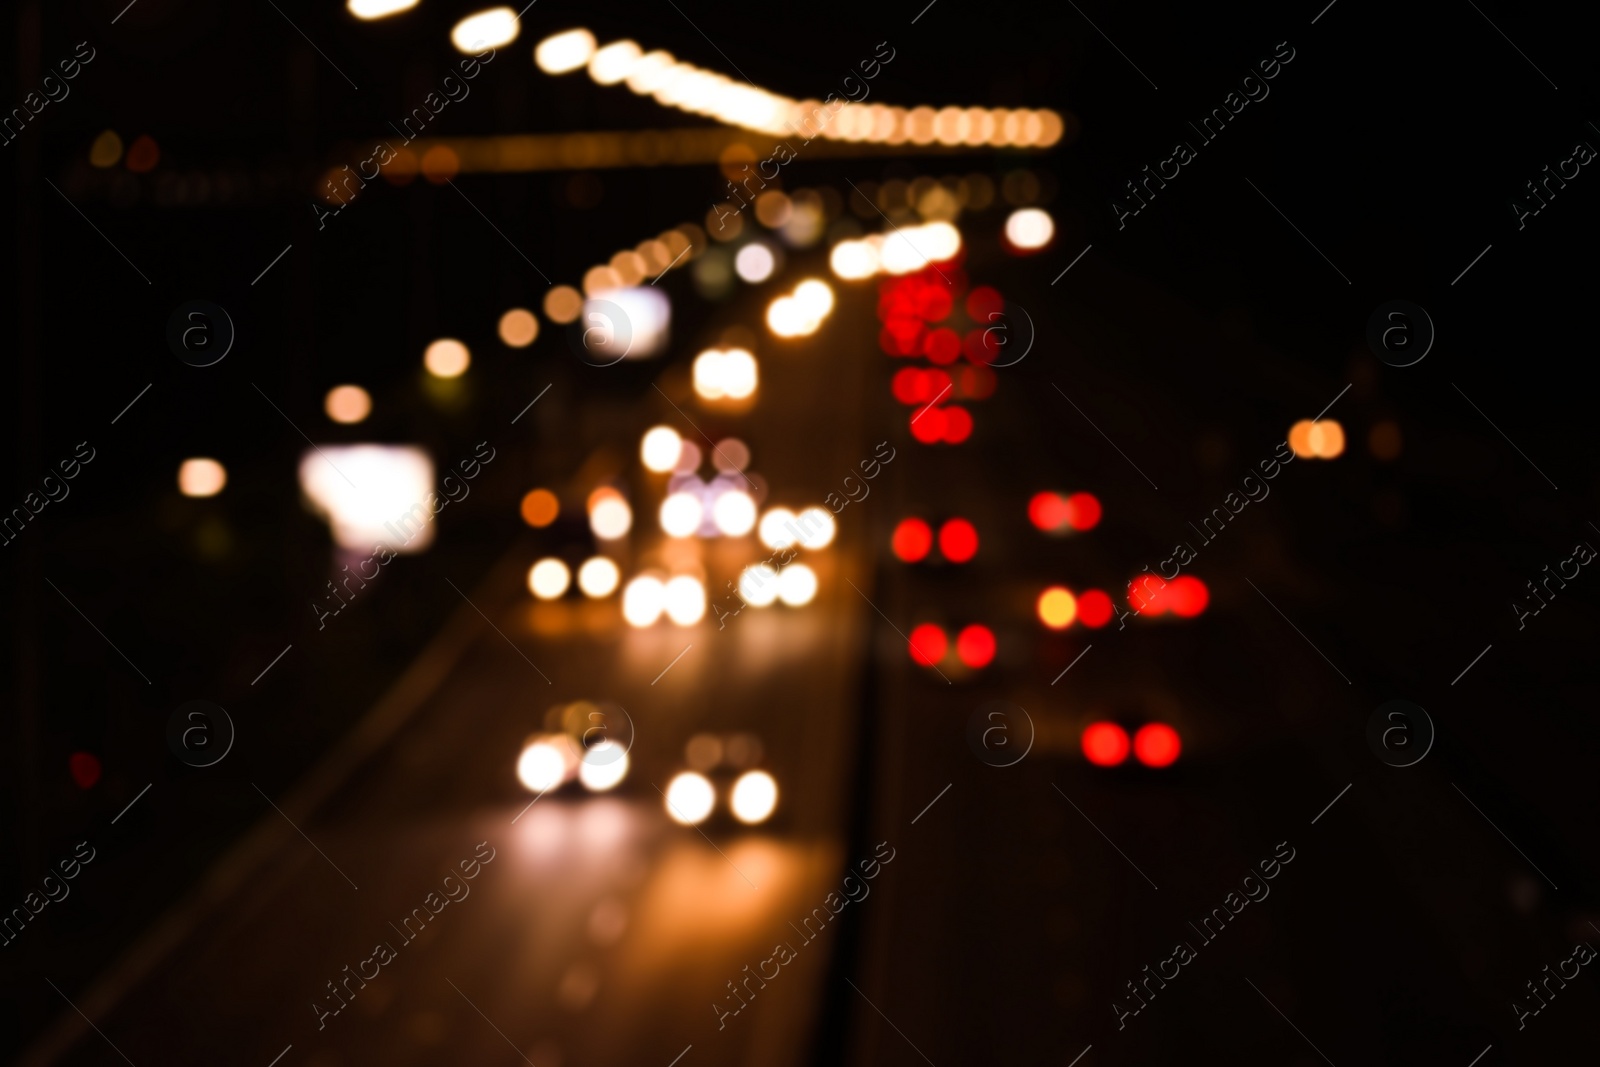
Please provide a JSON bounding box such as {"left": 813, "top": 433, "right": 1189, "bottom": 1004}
{"left": 520, "top": 489, "right": 559, "bottom": 527}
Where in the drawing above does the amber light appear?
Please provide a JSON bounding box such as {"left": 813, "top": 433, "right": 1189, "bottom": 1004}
{"left": 1037, "top": 587, "right": 1077, "bottom": 629}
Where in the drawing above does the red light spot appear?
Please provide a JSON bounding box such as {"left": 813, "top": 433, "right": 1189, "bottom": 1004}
{"left": 69, "top": 752, "right": 101, "bottom": 789}
{"left": 891, "top": 368, "right": 922, "bottom": 404}
{"left": 1134, "top": 723, "right": 1181, "bottom": 767}
{"left": 1028, "top": 491, "right": 1071, "bottom": 532}
{"left": 1081, "top": 722, "right": 1130, "bottom": 767}
{"left": 1128, "top": 574, "right": 1167, "bottom": 614}
{"left": 966, "top": 286, "right": 1004, "bottom": 323}
{"left": 920, "top": 285, "right": 954, "bottom": 323}
{"left": 1065, "top": 492, "right": 1102, "bottom": 530}
{"left": 1168, "top": 575, "right": 1209, "bottom": 617}
{"left": 883, "top": 316, "right": 925, "bottom": 356}
{"left": 910, "top": 406, "right": 947, "bottom": 443}
{"left": 1076, "top": 589, "right": 1114, "bottom": 628}
{"left": 942, "top": 406, "right": 973, "bottom": 444}
{"left": 922, "top": 369, "right": 952, "bottom": 404}
{"left": 939, "top": 518, "right": 979, "bottom": 562}
{"left": 956, "top": 364, "right": 996, "bottom": 399}
{"left": 962, "top": 327, "right": 999, "bottom": 365}
{"left": 125, "top": 135, "right": 160, "bottom": 173}
{"left": 878, "top": 279, "right": 920, "bottom": 321}
{"left": 956, "top": 624, "right": 996, "bottom": 668}
{"left": 923, "top": 328, "right": 961, "bottom": 365}
{"left": 908, "top": 624, "right": 948, "bottom": 666}
{"left": 892, "top": 518, "right": 933, "bottom": 562}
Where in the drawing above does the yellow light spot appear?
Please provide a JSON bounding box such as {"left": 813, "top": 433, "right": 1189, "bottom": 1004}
{"left": 424, "top": 338, "right": 470, "bottom": 378}
{"left": 1037, "top": 586, "right": 1077, "bottom": 629}
{"left": 89, "top": 130, "right": 123, "bottom": 168}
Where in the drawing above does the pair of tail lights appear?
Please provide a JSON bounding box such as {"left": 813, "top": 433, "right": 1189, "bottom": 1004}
{"left": 1081, "top": 722, "right": 1181, "bottom": 768}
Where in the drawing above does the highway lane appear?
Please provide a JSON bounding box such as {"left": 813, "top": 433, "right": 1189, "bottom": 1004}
{"left": 33, "top": 270, "right": 895, "bottom": 1067}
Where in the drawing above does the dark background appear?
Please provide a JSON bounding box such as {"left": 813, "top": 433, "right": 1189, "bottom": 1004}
{"left": 5, "top": 0, "right": 1599, "bottom": 1063}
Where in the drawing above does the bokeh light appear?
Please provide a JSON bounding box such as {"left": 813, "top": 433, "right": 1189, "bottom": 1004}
{"left": 1134, "top": 723, "right": 1181, "bottom": 767}
{"left": 1077, "top": 590, "right": 1114, "bottom": 628}
{"left": 693, "top": 348, "right": 758, "bottom": 401}
{"left": 1004, "top": 207, "right": 1055, "bottom": 250}
{"left": 577, "top": 556, "right": 620, "bottom": 598}
{"left": 589, "top": 494, "right": 632, "bottom": 540}
{"left": 641, "top": 425, "right": 683, "bottom": 472}
{"left": 349, "top": 0, "right": 419, "bottom": 17}
{"left": 324, "top": 385, "right": 371, "bottom": 424}
{"left": 517, "top": 738, "right": 571, "bottom": 792}
{"left": 498, "top": 308, "right": 539, "bottom": 347}
{"left": 1308, "top": 419, "right": 1345, "bottom": 459}
{"left": 178, "top": 458, "right": 226, "bottom": 498}
{"left": 1288, "top": 420, "right": 1316, "bottom": 459}
{"left": 1037, "top": 587, "right": 1077, "bottom": 629}
{"left": 520, "top": 488, "right": 559, "bottom": 527}
{"left": 664, "top": 575, "right": 707, "bottom": 625}
{"left": 938, "top": 518, "right": 978, "bottom": 563}
{"left": 712, "top": 490, "right": 758, "bottom": 536}
{"left": 451, "top": 7, "right": 519, "bottom": 53}
{"left": 908, "top": 623, "right": 947, "bottom": 666}
{"left": 777, "top": 563, "right": 818, "bottom": 606}
{"left": 710, "top": 438, "right": 751, "bottom": 474}
{"left": 1165, "top": 575, "right": 1209, "bottom": 617}
{"left": 1369, "top": 420, "right": 1403, "bottom": 461}
{"left": 535, "top": 28, "right": 597, "bottom": 73}
{"left": 891, "top": 518, "right": 933, "bottom": 563}
{"left": 424, "top": 338, "right": 470, "bottom": 378}
{"left": 794, "top": 506, "right": 835, "bottom": 549}
{"left": 1081, "top": 722, "right": 1130, "bottom": 767}
{"left": 665, "top": 771, "right": 715, "bottom": 825}
{"left": 578, "top": 741, "right": 630, "bottom": 790}
{"left": 88, "top": 130, "right": 123, "bottom": 168}
{"left": 543, "top": 285, "right": 584, "bottom": 324}
{"left": 588, "top": 40, "right": 642, "bottom": 85}
{"left": 956, "top": 624, "right": 996, "bottom": 668}
{"left": 622, "top": 575, "right": 665, "bottom": 627}
{"left": 1066, "top": 492, "right": 1102, "bottom": 531}
{"left": 759, "top": 507, "right": 799, "bottom": 550}
{"left": 528, "top": 558, "right": 571, "bottom": 600}
{"left": 739, "top": 563, "right": 780, "bottom": 607}
{"left": 1029, "top": 491, "right": 1071, "bottom": 532}
{"left": 734, "top": 243, "right": 776, "bottom": 283}
{"left": 730, "top": 770, "right": 778, "bottom": 824}
{"left": 660, "top": 492, "right": 704, "bottom": 538}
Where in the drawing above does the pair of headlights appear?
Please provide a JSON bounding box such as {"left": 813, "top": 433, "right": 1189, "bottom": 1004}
{"left": 663, "top": 770, "right": 777, "bottom": 826}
